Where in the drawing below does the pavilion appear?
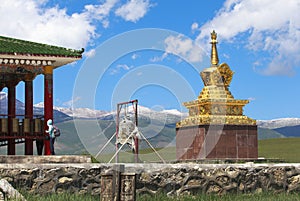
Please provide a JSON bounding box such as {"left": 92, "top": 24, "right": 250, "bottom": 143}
{"left": 0, "top": 35, "right": 83, "bottom": 155}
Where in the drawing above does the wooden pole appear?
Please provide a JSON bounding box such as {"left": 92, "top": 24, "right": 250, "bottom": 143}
{"left": 134, "top": 100, "right": 139, "bottom": 163}
{"left": 24, "top": 78, "right": 34, "bottom": 155}
{"left": 44, "top": 66, "right": 53, "bottom": 155}
{"left": 7, "top": 83, "right": 16, "bottom": 155}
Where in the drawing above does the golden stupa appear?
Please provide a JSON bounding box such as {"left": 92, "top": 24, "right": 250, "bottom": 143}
{"left": 176, "top": 31, "right": 258, "bottom": 160}
{"left": 177, "top": 30, "right": 256, "bottom": 128}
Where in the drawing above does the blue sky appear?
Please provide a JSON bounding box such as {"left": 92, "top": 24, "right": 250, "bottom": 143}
{"left": 1, "top": 0, "right": 300, "bottom": 120}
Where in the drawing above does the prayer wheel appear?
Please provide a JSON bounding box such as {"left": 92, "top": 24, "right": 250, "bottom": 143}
{"left": 12, "top": 118, "right": 19, "bottom": 133}
{"left": 1, "top": 118, "right": 8, "bottom": 133}
{"left": 34, "top": 119, "right": 42, "bottom": 133}
{"left": 23, "top": 118, "right": 31, "bottom": 133}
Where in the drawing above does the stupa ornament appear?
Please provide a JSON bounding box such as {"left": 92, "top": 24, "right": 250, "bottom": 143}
{"left": 210, "top": 30, "right": 219, "bottom": 66}
{"left": 200, "top": 63, "right": 233, "bottom": 87}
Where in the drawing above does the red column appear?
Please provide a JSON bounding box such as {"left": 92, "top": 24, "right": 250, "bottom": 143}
{"left": 25, "top": 78, "right": 34, "bottom": 155}
{"left": 7, "top": 83, "right": 16, "bottom": 155}
{"left": 44, "top": 66, "right": 53, "bottom": 155}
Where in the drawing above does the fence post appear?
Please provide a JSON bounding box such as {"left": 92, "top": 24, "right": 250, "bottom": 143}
{"left": 101, "top": 165, "right": 136, "bottom": 201}
{"left": 100, "top": 164, "right": 124, "bottom": 201}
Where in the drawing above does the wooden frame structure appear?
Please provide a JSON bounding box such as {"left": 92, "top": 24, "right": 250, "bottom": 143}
{"left": 115, "top": 100, "right": 139, "bottom": 163}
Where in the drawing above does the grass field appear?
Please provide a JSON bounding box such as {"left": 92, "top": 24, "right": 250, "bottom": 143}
{"left": 258, "top": 137, "right": 300, "bottom": 163}
{"left": 96, "top": 146, "right": 176, "bottom": 163}
{"left": 138, "top": 192, "right": 300, "bottom": 201}
{"left": 21, "top": 192, "right": 300, "bottom": 201}
{"left": 20, "top": 192, "right": 98, "bottom": 201}
{"left": 95, "top": 138, "right": 300, "bottom": 163}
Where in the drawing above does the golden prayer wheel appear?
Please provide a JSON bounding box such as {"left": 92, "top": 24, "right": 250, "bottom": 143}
{"left": 34, "top": 119, "right": 42, "bottom": 133}
{"left": 12, "top": 118, "right": 19, "bottom": 133}
{"left": 23, "top": 118, "right": 31, "bottom": 133}
{"left": 1, "top": 118, "right": 8, "bottom": 133}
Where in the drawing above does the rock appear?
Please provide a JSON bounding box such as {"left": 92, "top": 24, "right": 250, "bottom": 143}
{"left": 225, "top": 167, "right": 240, "bottom": 179}
{"left": 272, "top": 168, "right": 286, "bottom": 184}
{"left": 239, "top": 183, "right": 245, "bottom": 191}
{"left": 255, "top": 188, "right": 262, "bottom": 194}
{"left": 140, "top": 172, "right": 150, "bottom": 181}
{"left": 206, "top": 184, "right": 223, "bottom": 194}
{"left": 0, "top": 179, "right": 26, "bottom": 201}
{"left": 289, "top": 175, "right": 300, "bottom": 185}
{"left": 288, "top": 175, "right": 300, "bottom": 192}
{"left": 58, "top": 177, "right": 73, "bottom": 184}
{"left": 137, "top": 187, "right": 157, "bottom": 196}
{"left": 0, "top": 191, "right": 4, "bottom": 201}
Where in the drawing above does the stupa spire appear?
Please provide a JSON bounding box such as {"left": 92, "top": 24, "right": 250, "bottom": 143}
{"left": 210, "top": 30, "right": 219, "bottom": 66}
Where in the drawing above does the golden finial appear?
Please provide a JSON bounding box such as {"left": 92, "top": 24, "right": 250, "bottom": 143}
{"left": 210, "top": 30, "right": 219, "bottom": 66}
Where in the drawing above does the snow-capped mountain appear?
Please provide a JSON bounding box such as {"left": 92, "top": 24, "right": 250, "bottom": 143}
{"left": 0, "top": 92, "right": 71, "bottom": 122}
{"left": 129, "top": 105, "right": 186, "bottom": 117}
{"left": 257, "top": 118, "right": 300, "bottom": 129}
{"left": 160, "top": 109, "right": 183, "bottom": 116}
{"left": 0, "top": 92, "right": 7, "bottom": 100}
{"left": 0, "top": 92, "right": 25, "bottom": 113}
{"left": 98, "top": 105, "right": 187, "bottom": 123}
{"left": 34, "top": 102, "right": 107, "bottom": 119}
{"left": 33, "top": 101, "right": 186, "bottom": 121}
{"left": 138, "top": 106, "right": 188, "bottom": 122}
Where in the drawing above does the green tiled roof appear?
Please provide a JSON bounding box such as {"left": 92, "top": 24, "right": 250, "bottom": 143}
{"left": 0, "top": 35, "right": 84, "bottom": 57}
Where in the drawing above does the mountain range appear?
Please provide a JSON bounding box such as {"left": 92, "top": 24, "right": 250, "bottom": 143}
{"left": 0, "top": 92, "right": 71, "bottom": 123}
{"left": 2, "top": 91, "right": 298, "bottom": 130}
{"left": 0, "top": 91, "right": 299, "bottom": 155}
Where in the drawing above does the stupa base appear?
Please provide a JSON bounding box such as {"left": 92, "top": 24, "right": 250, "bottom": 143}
{"left": 176, "top": 124, "right": 258, "bottom": 160}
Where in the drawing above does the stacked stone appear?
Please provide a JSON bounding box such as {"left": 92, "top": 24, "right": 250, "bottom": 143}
{"left": 0, "top": 164, "right": 299, "bottom": 196}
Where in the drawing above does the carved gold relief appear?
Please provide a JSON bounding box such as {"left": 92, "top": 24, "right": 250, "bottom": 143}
{"left": 218, "top": 63, "right": 233, "bottom": 87}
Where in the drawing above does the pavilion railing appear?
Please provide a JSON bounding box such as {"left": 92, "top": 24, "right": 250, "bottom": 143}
{"left": 0, "top": 114, "right": 45, "bottom": 140}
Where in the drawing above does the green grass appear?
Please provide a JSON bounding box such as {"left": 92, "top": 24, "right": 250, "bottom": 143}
{"left": 20, "top": 192, "right": 300, "bottom": 201}
{"left": 258, "top": 137, "right": 300, "bottom": 163}
{"left": 95, "top": 137, "right": 300, "bottom": 163}
{"left": 21, "top": 192, "right": 98, "bottom": 201}
{"left": 138, "top": 192, "right": 300, "bottom": 201}
{"left": 95, "top": 146, "right": 176, "bottom": 163}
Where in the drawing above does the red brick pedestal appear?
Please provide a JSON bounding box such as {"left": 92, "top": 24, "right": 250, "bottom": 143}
{"left": 176, "top": 125, "right": 258, "bottom": 160}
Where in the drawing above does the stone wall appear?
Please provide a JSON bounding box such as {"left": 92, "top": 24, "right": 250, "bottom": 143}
{"left": 0, "top": 163, "right": 299, "bottom": 196}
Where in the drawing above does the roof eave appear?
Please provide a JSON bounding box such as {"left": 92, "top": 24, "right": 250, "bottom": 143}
{"left": 0, "top": 54, "right": 82, "bottom": 68}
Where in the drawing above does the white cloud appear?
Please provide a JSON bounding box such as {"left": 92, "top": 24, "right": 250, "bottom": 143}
{"left": 131, "top": 53, "right": 139, "bottom": 60}
{"left": 259, "top": 59, "right": 295, "bottom": 76}
{"left": 0, "top": 0, "right": 151, "bottom": 50}
{"left": 117, "top": 64, "right": 131, "bottom": 70}
{"left": 84, "top": 49, "right": 96, "bottom": 58}
{"left": 115, "top": 0, "right": 152, "bottom": 22}
{"left": 164, "top": 34, "right": 205, "bottom": 63}
{"left": 197, "top": 0, "right": 300, "bottom": 76}
{"left": 150, "top": 55, "right": 165, "bottom": 62}
{"left": 223, "top": 53, "right": 230, "bottom": 59}
{"left": 191, "top": 22, "right": 199, "bottom": 32}
{"left": 84, "top": 0, "right": 118, "bottom": 28}
{"left": 248, "top": 97, "right": 256, "bottom": 101}
{"left": 110, "top": 64, "right": 133, "bottom": 75}
{"left": 0, "top": 0, "right": 96, "bottom": 49}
